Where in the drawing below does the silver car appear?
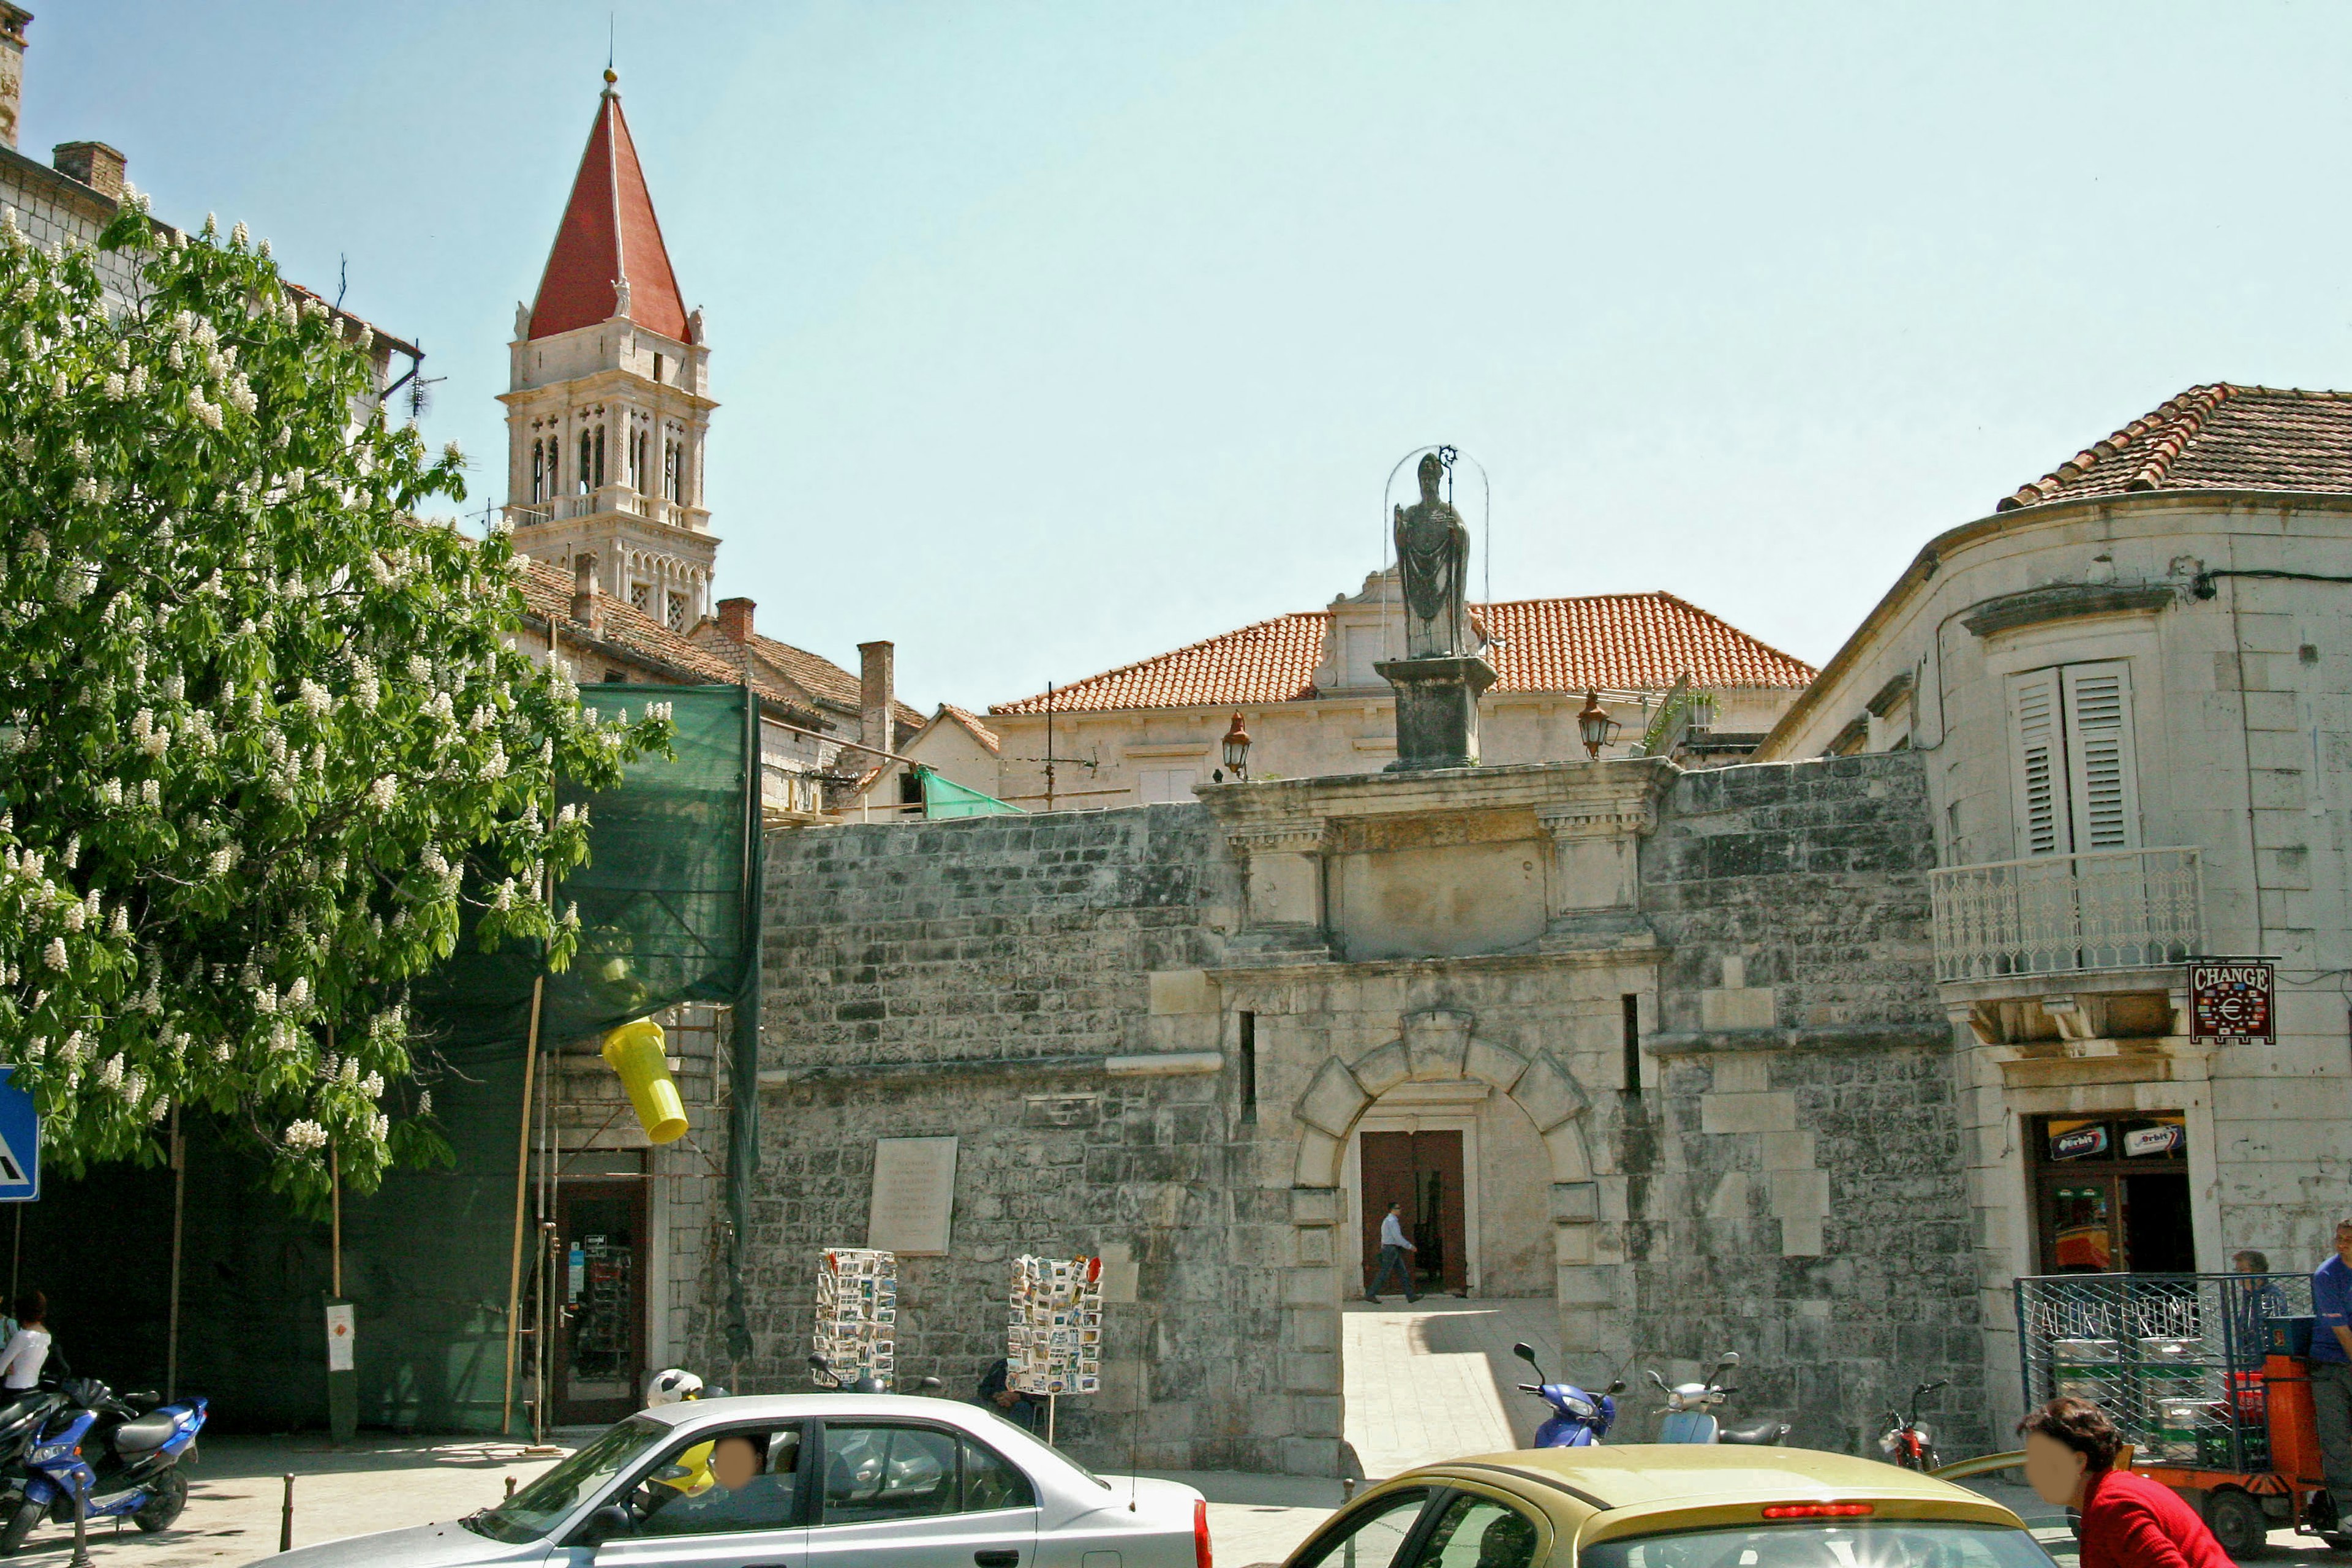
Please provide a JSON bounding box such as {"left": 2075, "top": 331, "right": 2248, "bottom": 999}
{"left": 274, "top": 1394, "right": 1210, "bottom": 1568}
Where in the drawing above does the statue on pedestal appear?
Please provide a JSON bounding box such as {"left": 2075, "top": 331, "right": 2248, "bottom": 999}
{"left": 1394, "top": 452, "right": 1471, "bottom": 658}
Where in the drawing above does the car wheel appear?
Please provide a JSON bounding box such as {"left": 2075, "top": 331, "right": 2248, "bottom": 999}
{"left": 0, "top": 1498, "right": 42, "bottom": 1556}
{"left": 133, "top": 1471, "right": 188, "bottom": 1533}
{"left": 2203, "top": 1488, "right": 2267, "bottom": 1558}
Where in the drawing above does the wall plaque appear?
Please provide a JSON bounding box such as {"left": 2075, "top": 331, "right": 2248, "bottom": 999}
{"left": 867, "top": 1136, "right": 959, "bottom": 1255}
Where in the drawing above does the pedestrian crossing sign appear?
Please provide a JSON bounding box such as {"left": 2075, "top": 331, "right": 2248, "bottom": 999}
{"left": 0, "top": 1069, "right": 40, "bottom": 1201}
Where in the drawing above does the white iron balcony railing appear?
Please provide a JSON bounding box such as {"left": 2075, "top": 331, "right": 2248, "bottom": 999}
{"left": 1929, "top": 847, "right": 2204, "bottom": 984}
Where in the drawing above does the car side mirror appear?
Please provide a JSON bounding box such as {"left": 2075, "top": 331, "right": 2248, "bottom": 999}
{"left": 1717, "top": 1351, "right": 1741, "bottom": 1370}
{"left": 582, "top": 1505, "right": 633, "bottom": 1547}
{"left": 1512, "top": 1343, "right": 1538, "bottom": 1363}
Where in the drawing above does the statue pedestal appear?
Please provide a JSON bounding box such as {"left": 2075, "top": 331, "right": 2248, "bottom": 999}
{"left": 1375, "top": 655, "right": 1496, "bottom": 771}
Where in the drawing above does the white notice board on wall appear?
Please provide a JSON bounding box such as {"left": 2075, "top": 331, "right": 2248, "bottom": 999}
{"left": 868, "top": 1136, "right": 959, "bottom": 1255}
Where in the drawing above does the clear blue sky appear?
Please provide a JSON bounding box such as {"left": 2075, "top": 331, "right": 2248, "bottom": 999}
{"left": 31, "top": 3, "right": 2352, "bottom": 711}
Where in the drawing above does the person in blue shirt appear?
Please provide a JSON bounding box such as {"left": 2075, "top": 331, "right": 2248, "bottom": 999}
{"left": 2311, "top": 1222, "right": 2352, "bottom": 1525}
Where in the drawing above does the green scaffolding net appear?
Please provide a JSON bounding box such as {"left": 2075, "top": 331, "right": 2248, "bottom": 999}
{"left": 19, "top": 685, "right": 763, "bottom": 1431}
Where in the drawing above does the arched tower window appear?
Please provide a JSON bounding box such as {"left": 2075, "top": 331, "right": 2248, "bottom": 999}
{"left": 530, "top": 439, "right": 545, "bottom": 503}
{"left": 577, "top": 430, "right": 592, "bottom": 495}
{"left": 593, "top": 424, "right": 607, "bottom": 490}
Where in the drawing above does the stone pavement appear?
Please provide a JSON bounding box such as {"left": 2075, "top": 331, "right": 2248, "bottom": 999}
{"left": 1341, "top": 1297, "right": 1562, "bottom": 1480}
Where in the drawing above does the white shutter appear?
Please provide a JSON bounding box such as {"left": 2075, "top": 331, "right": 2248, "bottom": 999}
{"left": 2062, "top": 662, "right": 2139, "bottom": 851}
{"left": 2007, "top": 668, "right": 2069, "bottom": 858}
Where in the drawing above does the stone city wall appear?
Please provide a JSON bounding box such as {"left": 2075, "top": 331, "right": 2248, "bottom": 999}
{"left": 720, "top": 752, "right": 1987, "bottom": 1470}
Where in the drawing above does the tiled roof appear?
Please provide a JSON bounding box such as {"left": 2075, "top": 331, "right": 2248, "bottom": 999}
{"left": 990, "top": 592, "right": 1812, "bottom": 715}
{"left": 516, "top": 559, "right": 818, "bottom": 723}
{"left": 937, "top": 704, "right": 1003, "bottom": 755}
{"left": 527, "top": 86, "right": 690, "bottom": 344}
{"left": 1999, "top": 384, "right": 2352, "bottom": 512}
{"left": 739, "top": 632, "right": 925, "bottom": 731}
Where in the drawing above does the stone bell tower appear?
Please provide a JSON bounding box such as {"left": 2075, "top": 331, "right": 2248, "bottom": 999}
{"left": 502, "top": 70, "right": 717, "bottom": 633}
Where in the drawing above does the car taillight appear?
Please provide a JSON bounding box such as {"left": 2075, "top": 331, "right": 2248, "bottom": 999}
{"left": 1194, "top": 1498, "right": 1212, "bottom": 1568}
{"left": 1762, "top": 1504, "right": 1874, "bottom": 1519}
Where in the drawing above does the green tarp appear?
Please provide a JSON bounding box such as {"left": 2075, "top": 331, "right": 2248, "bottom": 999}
{"left": 918, "top": 765, "right": 1021, "bottom": 820}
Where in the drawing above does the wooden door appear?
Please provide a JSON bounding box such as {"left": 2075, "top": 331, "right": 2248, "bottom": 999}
{"left": 555, "top": 1182, "right": 648, "bottom": 1425}
{"left": 1359, "top": 1130, "right": 1470, "bottom": 1296}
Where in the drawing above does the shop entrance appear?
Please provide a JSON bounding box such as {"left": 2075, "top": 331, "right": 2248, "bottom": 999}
{"left": 554, "top": 1181, "right": 648, "bottom": 1425}
{"left": 1359, "top": 1129, "right": 1468, "bottom": 1296}
{"left": 2030, "top": 1113, "right": 2194, "bottom": 1273}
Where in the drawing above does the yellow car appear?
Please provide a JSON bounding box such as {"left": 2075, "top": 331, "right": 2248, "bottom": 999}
{"left": 1281, "top": 1447, "right": 2056, "bottom": 1568}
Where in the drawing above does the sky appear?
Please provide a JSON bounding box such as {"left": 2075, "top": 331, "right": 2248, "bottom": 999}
{"left": 28, "top": 3, "right": 2352, "bottom": 712}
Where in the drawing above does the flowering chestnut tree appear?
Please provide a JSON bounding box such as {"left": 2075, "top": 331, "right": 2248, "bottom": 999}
{"left": 0, "top": 194, "right": 672, "bottom": 1204}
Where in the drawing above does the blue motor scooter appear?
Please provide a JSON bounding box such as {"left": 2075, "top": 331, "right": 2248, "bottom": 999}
{"left": 3, "top": 1377, "right": 206, "bottom": 1557}
{"left": 1509, "top": 1342, "right": 1621, "bottom": 1447}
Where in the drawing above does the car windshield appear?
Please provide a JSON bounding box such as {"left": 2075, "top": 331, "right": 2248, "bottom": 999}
{"left": 466, "top": 1417, "right": 671, "bottom": 1543}
{"left": 1584, "top": 1522, "right": 2059, "bottom": 1568}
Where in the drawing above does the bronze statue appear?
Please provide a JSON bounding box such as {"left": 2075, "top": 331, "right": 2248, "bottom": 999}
{"left": 1393, "top": 451, "right": 1471, "bottom": 658}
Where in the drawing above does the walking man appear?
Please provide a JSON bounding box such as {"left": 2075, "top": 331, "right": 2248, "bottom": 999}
{"left": 1366, "top": 1201, "right": 1420, "bottom": 1303}
{"left": 2311, "top": 1220, "right": 2352, "bottom": 1529}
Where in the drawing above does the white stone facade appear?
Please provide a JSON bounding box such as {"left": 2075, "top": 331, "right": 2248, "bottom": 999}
{"left": 502, "top": 314, "right": 717, "bottom": 633}
{"left": 1759, "top": 490, "right": 2352, "bottom": 1432}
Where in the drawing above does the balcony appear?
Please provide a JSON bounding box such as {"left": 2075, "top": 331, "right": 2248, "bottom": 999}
{"left": 503, "top": 487, "right": 703, "bottom": 532}
{"left": 1929, "top": 847, "right": 2204, "bottom": 984}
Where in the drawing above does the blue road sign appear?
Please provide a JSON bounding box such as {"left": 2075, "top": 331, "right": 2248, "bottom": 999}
{"left": 0, "top": 1069, "right": 39, "bottom": 1201}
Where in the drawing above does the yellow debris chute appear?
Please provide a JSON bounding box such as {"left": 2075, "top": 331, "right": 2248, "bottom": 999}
{"left": 601, "top": 1018, "right": 688, "bottom": 1144}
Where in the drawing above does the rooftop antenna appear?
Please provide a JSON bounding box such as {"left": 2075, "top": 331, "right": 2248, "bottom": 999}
{"left": 607, "top": 12, "right": 616, "bottom": 76}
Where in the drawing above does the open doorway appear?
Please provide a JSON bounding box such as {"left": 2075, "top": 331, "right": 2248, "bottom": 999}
{"left": 2030, "top": 1113, "right": 2193, "bottom": 1273}
{"left": 1359, "top": 1130, "right": 1468, "bottom": 1296}
{"left": 554, "top": 1182, "right": 648, "bottom": 1425}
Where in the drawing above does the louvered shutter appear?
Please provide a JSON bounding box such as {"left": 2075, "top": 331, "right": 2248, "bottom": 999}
{"left": 2062, "top": 661, "right": 2139, "bottom": 851}
{"left": 2007, "top": 669, "right": 2069, "bottom": 858}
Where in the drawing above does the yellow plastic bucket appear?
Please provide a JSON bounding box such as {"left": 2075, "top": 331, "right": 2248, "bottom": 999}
{"left": 601, "top": 1019, "right": 688, "bottom": 1144}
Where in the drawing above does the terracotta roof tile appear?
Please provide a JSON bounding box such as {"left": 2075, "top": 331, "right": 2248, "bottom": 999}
{"left": 990, "top": 592, "right": 1812, "bottom": 716}
{"left": 516, "top": 559, "right": 816, "bottom": 722}
{"left": 1999, "top": 384, "right": 2352, "bottom": 511}
{"left": 737, "top": 631, "right": 925, "bottom": 729}
{"left": 528, "top": 88, "right": 690, "bottom": 344}
{"left": 938, "top": 704, "right": 1002, "bottom": 755}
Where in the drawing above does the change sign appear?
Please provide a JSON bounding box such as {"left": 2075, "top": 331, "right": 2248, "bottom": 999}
{"left": 2190, "top": 962, "right": 2275, "bottom": 1043}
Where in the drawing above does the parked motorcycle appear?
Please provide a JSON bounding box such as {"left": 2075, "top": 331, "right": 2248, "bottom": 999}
{"left": 1878, "top": 1380, "right": 1948, "bottom": 1471}
{"left": 1509, "top": 1342, "right": 1620, "bottom": 1447}
{"left": 1649, "top": 1352, "right": 1791, "bottom": 1446}
{"left": 1, "top": 1378, "right": 205, "bottom": 1555}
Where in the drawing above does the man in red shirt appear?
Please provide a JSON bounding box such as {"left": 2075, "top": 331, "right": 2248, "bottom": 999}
{"left": 2021, "top": 1398, "right": 2237, "bottom": 1568}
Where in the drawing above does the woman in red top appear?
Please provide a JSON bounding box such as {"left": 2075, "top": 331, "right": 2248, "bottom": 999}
{"left": 2021, "top": 1398, "right": 2239, "bottom": 1568}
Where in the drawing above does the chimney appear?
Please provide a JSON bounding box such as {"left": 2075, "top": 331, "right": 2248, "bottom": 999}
{"left": 859, "top": 641, "right": 895, "bottom": 757}
{"left": 717, "top": 597, "right": 755, "bottom": 644}
{"left": 0, "top": 7, "right": 26, "bottom": 153}
{"left": 570, "top": 553, "right": 604, "bottom": 638}
{"left": 52, "top": 141, "right": 124, "bottom": 203}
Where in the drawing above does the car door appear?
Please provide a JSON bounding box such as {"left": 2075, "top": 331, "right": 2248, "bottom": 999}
{"left": 801, "top": 1420, "right": 1040, "bottom": 1568}
{"left": 584, "top": 1421, "right": 810, "bottom": 1568}
{"left": 1285, "top": 1488, "right": 1438, "bottom": 1568}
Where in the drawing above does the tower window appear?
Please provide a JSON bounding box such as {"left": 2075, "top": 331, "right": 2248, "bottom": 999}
{"left": 593, "top": 424, "right": 607, "bottom": 489}
{"left": 667, "top": 591, "right": 687, "bottom": 631}
{"left": 1621, "top": 993, "right": 1642, "bottom": 1096}
{"left": 577, "top": 433, "right": 591, "bottom": 495}
{"left": 653, "top": 353, "right": 663, "bottom": 384}
{"left": 530, "top": 439, "right": 545, "bottom": 503}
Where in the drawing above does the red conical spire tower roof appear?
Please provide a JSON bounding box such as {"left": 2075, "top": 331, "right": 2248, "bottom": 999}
{"left": 528, "top": 77, "right": 689, "bottom": 344}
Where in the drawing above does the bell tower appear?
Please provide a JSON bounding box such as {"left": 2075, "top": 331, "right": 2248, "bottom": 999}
{"left": 502, "top": 70, "right": 717, "bottom": 632}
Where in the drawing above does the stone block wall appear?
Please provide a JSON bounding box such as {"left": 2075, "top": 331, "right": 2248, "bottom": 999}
{"left": 1621, "top": 752, "right": 1984, "bottom": 1453}
{"left": 717, "top": 806, "right": 1280, "bottom": 1468}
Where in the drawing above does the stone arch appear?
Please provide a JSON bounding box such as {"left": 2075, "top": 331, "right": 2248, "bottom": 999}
{"left": 1273, "top": 1007, "right": 1607, "bottom": 1477}
{"left": 1287, "top": 1008, "right": 1593, "bottom": 1189}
